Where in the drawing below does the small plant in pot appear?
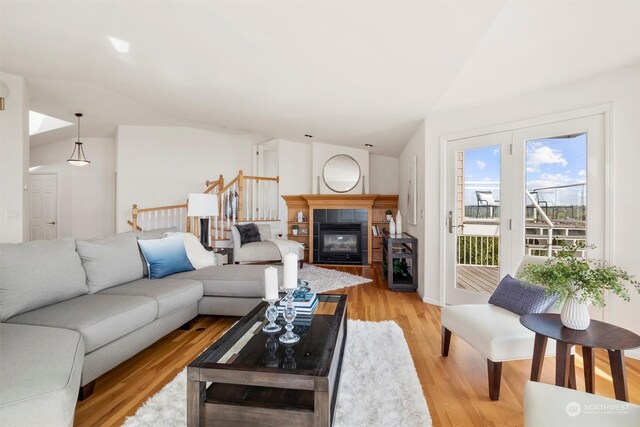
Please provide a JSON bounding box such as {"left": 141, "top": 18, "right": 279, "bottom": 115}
{"left": 385, "top": 210, "right": 393, "bottom": 221}
{"left": 291, "top": 224, "right": 299, "bottom": 236}
{"left": 518, "top": 243, "right": 640, "bottom": 330}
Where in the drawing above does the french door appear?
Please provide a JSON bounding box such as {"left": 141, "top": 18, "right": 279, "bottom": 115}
{"left": 445, "top": 114, "right": 606, "bottom": 309}
{"left": 445, "top": 132, "right": 512, "bottom": 305}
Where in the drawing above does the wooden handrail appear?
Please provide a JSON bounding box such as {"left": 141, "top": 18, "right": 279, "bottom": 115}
{"left": 135, "top": 203, "right": 187, "bottom": 213}
{"left": 131, "top": 202, "right": 190, "bottom": 233}
{"left": 127, "top": 220, "right": 143, "bottom": 231}
{"left": 204, "top": 175, "right": 224, "bottom": 194}
{"left": 220, "top": 175, "right": 241, "bottom": 193}
{"left": 243, "top": 175, "right": 280, "bottom": 182}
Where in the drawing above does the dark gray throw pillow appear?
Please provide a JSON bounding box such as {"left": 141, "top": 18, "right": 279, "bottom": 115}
{"left": 488, "top": 274, "right": 557, "bottom": 316}
{"left": 234, "top": 223, "right": 262, "bottom": 245}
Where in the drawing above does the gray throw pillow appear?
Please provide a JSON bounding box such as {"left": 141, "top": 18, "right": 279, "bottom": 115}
{"left": 234, "top": 223, "right": 262, "bottom": 245}
{"left": 488, "top": 274, "right": 557, "bottom": 316}
{"left": 76, "top": 232, "right": 144, "bottom": 293}
{"left": 0, "top": 238, "right": 88, "bottom": 321}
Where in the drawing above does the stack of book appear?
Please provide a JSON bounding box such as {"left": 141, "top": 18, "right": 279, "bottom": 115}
{"left": 277, "top": 292, "right": 318, "bottom": 316}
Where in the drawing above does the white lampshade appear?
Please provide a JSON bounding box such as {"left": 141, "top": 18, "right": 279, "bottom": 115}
{"left": 187, "top": 193, "right": 218, "bottom": 217}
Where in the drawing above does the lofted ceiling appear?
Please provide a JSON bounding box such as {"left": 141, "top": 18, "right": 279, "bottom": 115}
{"left": 1, "top": 0, "right": 639, "bottom": 155}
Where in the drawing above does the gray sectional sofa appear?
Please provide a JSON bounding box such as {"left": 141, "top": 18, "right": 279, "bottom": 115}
{"left": 0, "top": 230, "right": 282, "bottom": 427}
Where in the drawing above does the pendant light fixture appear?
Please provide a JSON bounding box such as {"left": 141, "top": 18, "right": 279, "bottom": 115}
{"left": 67, "top": 113, "right": 90, "bottom": 166}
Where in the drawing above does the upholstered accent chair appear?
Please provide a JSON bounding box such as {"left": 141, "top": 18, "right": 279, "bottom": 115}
{"left": 525, "top": 381, "right": 640, "bottom": 426}
{"left": 231, "top": 223, "right": 281, "bottom": 264}
{"left": 441, "top": 256, "right": 566, "bottom": 401}
{"left": 231, "top": 223, "right": 304, "bottom": 265}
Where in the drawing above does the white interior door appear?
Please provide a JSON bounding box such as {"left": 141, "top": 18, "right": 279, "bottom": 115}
{"left": 445, "top": 132, "right": 512, "bottom": 305}
{"left": 30, "top": 174, "right": 57, "bottom": 240}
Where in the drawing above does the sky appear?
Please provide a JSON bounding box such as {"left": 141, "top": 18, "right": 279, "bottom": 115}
{"left": 463, "top": 133, "right": 587, "bottom": 206}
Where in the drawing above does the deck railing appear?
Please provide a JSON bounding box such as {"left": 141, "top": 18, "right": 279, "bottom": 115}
{"left": 130, "top": 170, "right": 279, "bottom": 242}
{"left": 457, "top": 235, "right": 499, "bottom": 266}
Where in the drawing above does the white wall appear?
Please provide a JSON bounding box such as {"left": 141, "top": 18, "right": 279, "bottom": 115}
{"left": 398, "top": 121, "right": 428, "bottom": 299}
{"left": 423, "top": 64, "right": 640, "bottom": 347}
{"left": 277, "top": 139, "right": 312, "bottom": 233}
{"left": 311, "top": 142, "right": 369, "bottom": 194}
{"left": 30, "top": 138, "right": 116, "bottom": 238}
{"left": 0, "top": 71, "right": 29, "bottom": 243}
{"left": 369, "top": 154, "right": 398, "bottom": 194}
{"left": 115, "top": 126, "right": 254, "bottom": 232}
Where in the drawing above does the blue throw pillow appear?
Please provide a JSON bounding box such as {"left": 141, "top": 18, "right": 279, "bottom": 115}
{"left": 488, "top": 274, "right": 557, "bottom": 316}
{"left": 137, "top": 234, "right": 194, "bottom": 279}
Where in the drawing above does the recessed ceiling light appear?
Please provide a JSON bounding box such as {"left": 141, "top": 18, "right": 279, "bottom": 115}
{"left": 365, "top": 143, "right": 373, "bottom": 147}
{"left": 109, "top": 36, "right": 130, "bottom": 53}
{"left": 304, "top": 134, "right": 313, "bottom": 138}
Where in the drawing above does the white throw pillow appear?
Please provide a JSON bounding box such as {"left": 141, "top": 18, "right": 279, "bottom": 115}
{"left": 164, "top": 232, "right": 216, "bottom": 270}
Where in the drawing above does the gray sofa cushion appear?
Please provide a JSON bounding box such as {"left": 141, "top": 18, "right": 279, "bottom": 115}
{"left": 170, "top": 264, "right": 283, "bottom": 298}
{"left": 7, "top": 294, "right": 157, "bottom": 353}
{"left": 0, "top": 323, "right": 84, "bottom": 427}
{"left": 0, "top": 238, "right": 88, "bottom": 322}
{"left": 99, "top": 278, "right": 203, "bottom": 318}
{"left": 77, "top": 232, "right": 144, "bottom": 293}
{"left": 233, "top": 240, "right": 282, "bottom": 263}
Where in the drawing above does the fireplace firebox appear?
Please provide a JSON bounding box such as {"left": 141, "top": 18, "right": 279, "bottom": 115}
{"left": 317, "top": 223, "right": 362, "bottom": 264}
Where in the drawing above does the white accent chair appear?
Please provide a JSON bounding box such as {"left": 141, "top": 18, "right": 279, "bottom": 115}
{"left": 525, "top": 381, "right": 640, "bottom": 426}
{"left": 231, "top": 223, "right": 281, "bottom": 264}
{"left": 441, "top": 256, "right": 566, "bottom": 400}
{"left": 231, "top": 223, "right": 304, "bottom": 265}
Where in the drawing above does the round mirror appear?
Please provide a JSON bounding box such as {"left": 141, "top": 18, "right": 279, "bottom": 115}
{"left": 322, "top": 154, "right": 361, "bottom": 193}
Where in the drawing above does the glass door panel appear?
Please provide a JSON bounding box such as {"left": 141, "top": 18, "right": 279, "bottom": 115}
{"left": 524, "top": 134, "right": 587, "bottom": 258}
{"left": 445, "top": 132, "right": 511, "bottom": 305}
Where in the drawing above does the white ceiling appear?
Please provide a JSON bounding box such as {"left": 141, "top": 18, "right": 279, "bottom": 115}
{"left": 2, "top": 0, "right": 639, "bottom": 155}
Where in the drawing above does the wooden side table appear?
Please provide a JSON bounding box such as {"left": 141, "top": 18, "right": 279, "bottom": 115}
{"left": 520, "top": 313, "right": 640, "bottom": 402}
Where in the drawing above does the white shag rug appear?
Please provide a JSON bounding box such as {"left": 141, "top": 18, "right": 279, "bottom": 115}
{"left": 123, "top": 320, "right": 431, "bottom": 427}
{"left": 298, "top": 264, "right": 372, "bottom": 293}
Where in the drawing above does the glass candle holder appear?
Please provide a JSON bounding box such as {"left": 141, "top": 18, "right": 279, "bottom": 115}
{"left": 262, "top": 298, "right": 282, "bottom": 334}
{"left": 279, "top": 287, "right": 300, "bottom": 344}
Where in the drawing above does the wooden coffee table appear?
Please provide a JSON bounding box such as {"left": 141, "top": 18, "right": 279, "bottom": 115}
{"left": 187, "top": 294, "right": 348, "bottom": 426}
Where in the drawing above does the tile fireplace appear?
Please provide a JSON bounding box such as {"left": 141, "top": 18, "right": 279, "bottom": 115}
{"left": 313, "top": 209, "right": 368, "bottom": 265}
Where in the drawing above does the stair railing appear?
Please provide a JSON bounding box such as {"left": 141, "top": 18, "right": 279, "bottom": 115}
{"left": 130, "top": 170, "right": 279, "bottom": 242}
{"left": 129, "top": 202, "right": 192, "bottom": 233}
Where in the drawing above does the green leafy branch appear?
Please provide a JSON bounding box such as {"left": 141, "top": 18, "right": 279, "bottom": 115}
{"left": 517, "top": 243, "right": 640, "bottom": 307}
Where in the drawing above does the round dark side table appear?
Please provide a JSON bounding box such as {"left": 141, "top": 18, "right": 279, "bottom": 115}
{"left": 520, "top": 313, "right": 640, "bottom": 402}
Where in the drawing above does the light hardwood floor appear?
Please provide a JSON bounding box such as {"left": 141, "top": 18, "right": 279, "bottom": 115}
{"left": 75, "top": 265, "right": 640, "bottom": 426}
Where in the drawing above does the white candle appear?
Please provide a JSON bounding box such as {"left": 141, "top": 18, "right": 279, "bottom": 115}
{"left": 283, "top": 253, "right": 298, "bottom": 289}
{"left": 264, "top": 267, "right": 279, "bottom": 300}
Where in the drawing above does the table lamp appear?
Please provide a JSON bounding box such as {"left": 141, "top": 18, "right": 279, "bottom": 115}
{"left": 187, "top": 193, "right": 218, "bottom": 247}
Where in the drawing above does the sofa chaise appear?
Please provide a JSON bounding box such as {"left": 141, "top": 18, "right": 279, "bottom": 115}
{"left": 0, "top": 230, "right": 282, "bottom": 426}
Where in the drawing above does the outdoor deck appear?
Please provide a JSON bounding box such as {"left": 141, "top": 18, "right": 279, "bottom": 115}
{"left": 456, "top": 265, "right": 500, "bottom": 293}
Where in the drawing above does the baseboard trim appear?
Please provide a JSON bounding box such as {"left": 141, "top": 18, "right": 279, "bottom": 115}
{"left": 422, "top": 296, "right": 440, "bottom": 306}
